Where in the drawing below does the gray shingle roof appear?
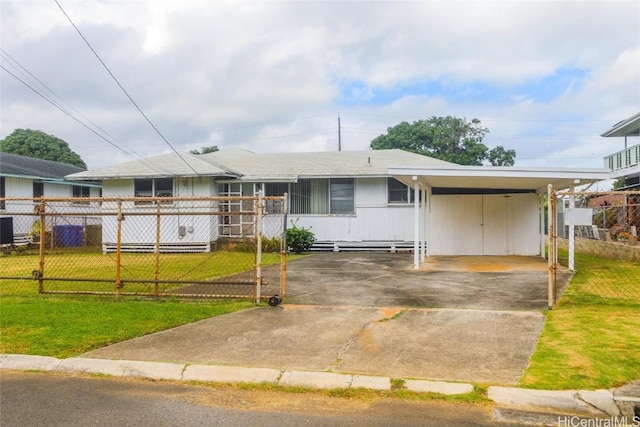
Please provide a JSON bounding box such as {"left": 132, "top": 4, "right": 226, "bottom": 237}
{"left": 0, "top": 152, "right": 86, "bottom": 180}
{"left": 204, "top": 148, "right": 455, "bottom": 181}
{"left": 66, "top": 151, "right": 238, "bottom": 180}
{"left": 65, "top": 148, "right": 454, "bottom": 181}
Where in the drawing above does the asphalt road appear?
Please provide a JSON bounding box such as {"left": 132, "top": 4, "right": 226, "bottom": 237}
{"left": 0, "top": 371, "right": 519, "bottom": 427}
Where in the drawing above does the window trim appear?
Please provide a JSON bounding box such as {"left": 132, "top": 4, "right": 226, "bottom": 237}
{"left": 72, "top": 185, "right": 91, "bottom": 204}
{"left": 289, "top": 178, "right": 355, "bottom": 216}
{"left": 329, "top": 178, "right": 355, "bottom": 215}
{"left": 33, "top": 182, "right": 44, "bottom": 199}
{"left": 387, "top": 177, "right": 420, "bottom": 205}
{"left": 134, "top": 178, "right": 174, "bottom": 204}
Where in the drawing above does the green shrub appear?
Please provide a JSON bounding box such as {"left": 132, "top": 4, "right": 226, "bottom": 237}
{"left": 286, "top": 222, "right": 315, "bottom": 254}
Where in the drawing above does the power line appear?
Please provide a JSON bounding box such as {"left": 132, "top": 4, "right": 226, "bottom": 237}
{"left": 0, "top": 60, "right": 177, "bottom": 177}
{"left": 1, "top": 48, "right": 130, "bottom": 155}
{"left": 53, "top": 0, "right": 199, "bottom": 176}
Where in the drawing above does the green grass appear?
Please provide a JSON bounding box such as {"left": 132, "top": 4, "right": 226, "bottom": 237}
{"left": 1, "top": 250, "right": 280, "bottom": 281}
{"left": 520, "top": 249, "right": 640, "bottom": 390}
{"left": 0, "top": 250, "right": 286, "bottom": 357}
{"left": 0, "top": 293, "right": 256, "bottom": 358}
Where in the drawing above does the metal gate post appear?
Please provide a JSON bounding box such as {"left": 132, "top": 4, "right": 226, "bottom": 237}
{"left": 254, "top": 191, "right": 264, "bottom": 303}
{"left": 547, "top": 185, "right": 557, "bottom": 309}
{"left": 37, "top": 199, "right": 46, "bottom": 293}
{"left": 115, "top": 200, "right": 123, "bottom": 299}
{"left": 281, "top": 194, "right": 288, "bottom": 301}
{"left": 568, "top": 189, "right": 575, "bottom": 271}
{"left": 154, "top": 202, "right": 161, "bottom": 296}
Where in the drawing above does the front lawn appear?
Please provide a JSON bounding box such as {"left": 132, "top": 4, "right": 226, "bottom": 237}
{"left": 0, "top": 250, "right": 282, "bottom": 358}
{"left": 1, "top": 294, "right": 256, "bottom": 358}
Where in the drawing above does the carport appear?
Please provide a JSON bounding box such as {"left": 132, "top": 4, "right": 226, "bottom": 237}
{"left": 387, "top": 164, "right": 610, "bottom": 268}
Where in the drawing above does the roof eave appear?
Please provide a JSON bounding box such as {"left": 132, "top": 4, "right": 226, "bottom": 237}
{"left": 600, "top": 112, "right": 640, "bottom": 137}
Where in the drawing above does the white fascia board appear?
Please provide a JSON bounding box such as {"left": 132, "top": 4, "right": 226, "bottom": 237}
{"left": 387, "top": 165, "right": 611, "bottom": 180}
{"left": 216, "top": 174, "right": 299, "bottom": 183}
{"left": 600, "top": 112, "right": 640, "bottom": 137}
{"left": 66, "top": 172, "right": 239, "bottom": 180}
{"left": 609, "top": 164, "right": 640, "bottom": 179}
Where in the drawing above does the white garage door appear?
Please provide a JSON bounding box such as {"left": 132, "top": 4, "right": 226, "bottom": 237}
{"left": 429, "top": 193, "right": 540, "bottom": 256}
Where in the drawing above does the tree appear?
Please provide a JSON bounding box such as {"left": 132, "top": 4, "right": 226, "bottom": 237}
{"left": 190, "top": 145, "right": 219, "bottom": 155}
{"left": 612, "top": 177, "right": 626, "bottom": 190}
{"left": 370, "top": 116, "right": 516, "bottom": 166}
{"left": 0, "top": 129, "right": 87, "bottom": 168}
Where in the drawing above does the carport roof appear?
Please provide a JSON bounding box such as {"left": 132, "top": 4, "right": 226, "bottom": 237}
{"left": 388, "top": 165, "right": 610, "bottom": 192}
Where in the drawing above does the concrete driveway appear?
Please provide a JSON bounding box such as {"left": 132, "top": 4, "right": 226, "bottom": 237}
{"left": 284, "top": 252, "right": 572, "bottom": 310}
{"left": 82, "top": 253, "right": 568, "bottom": 385}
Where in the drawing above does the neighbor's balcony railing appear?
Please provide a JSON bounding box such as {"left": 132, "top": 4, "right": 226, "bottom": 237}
{"left": 604, "top": 143, "right": 640, "bottom": 172}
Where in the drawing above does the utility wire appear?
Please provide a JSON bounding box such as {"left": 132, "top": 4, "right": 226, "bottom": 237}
{"left": 0, "top": 63, "right": 177, "bottom": 176}
{"left": 53, "top": 0, "right": 200, "bottom": 176}
{"left": 1, "top": 48, "right": 130, "bottom": 156}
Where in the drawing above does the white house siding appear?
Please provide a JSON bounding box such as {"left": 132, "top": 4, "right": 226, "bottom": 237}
{"left": 429, "top": 193, "right": 540, "bottom": 256}
{"left": 1, "top": 177, "right": 100, "bottom": 235}
{"left": 1, "top": 176, "right": 35, "bottom": 235}
{"left": 290, "top": 178, "right": 416, "bottom": 242}
{"left": 100, "top": 178, "right": 218, "bottom": 248}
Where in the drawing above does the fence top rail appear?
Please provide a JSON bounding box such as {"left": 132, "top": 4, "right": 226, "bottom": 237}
{"left": 0, "top": 195, "right": 287, "bottom": 203}
{"left": 555, "top": 190, "right": 640, "bottom": 196}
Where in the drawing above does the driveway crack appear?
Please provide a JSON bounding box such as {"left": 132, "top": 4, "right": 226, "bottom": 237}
{"left": 328, "top": 309, "right": 399, "bottom": 371}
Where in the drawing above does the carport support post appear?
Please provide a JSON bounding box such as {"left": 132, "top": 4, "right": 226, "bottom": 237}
{"left": 421, "top": 186, "right": 427, "bottom": 262}
{"left": 413, "top": 176, "right": 420, "bottom": 269}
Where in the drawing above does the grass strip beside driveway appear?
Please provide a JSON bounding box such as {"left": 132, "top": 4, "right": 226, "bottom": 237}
{"left": 1, "top": 293, "right": 256, "bottom": 358}
{"left": 521, "top": 251, "right": 640, "bottom": 390}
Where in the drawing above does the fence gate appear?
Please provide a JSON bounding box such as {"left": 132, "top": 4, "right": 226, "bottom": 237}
{"left": 547, "top": 186, "right": 640, "bottom": 307}
{"left": 0, "top": 193, "right": 288, "bottom": 304}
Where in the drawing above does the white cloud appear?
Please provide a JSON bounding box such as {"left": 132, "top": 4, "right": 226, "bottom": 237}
{"left": 0, "top": 0, "right": 638, "bottom": 170}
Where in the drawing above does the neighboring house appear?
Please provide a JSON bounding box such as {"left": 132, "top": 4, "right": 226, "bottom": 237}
{"left": 65, "top": 147, "right": 610, "bottom": 258}
{"left": 602, "top": 112, "right": 640, "bottom": 190}
{"left": 0, "top": 152, "right": 100, "bottom": 245}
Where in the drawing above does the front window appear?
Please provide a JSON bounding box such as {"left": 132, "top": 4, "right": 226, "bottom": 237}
{"left": 388, "top": 178, "right": 410, "bottom": 203}
{"left": 72, "top": 186, "right": 90, "bottom": 204}
{"left": 264, "top": 183, "right": 289, "bottom": 214}
{"left": 291, "top": 179, "right": 328, "bottom": 214}
{"left": 154, "top": 178, "right": 173, "bottom": 197}
{"left": 330, "top": 178, "right": 354, "bottom": 214}
{"left": 33, "top": 182, "right": 44, "bottom": 199}
{"left": 290, "top": 178, "right": 354, "bottom": 215}
{"left": 134, "top": 178, "right": 173, "bottom": 204}
{"left": 0, "top": 177, "right": 5, "bottom": 210}
{"left": 387, "top": 178, "right": 419, "bottom": 204}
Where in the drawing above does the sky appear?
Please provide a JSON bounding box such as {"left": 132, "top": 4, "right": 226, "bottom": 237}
{"left": 1, "top": 0, "right": 639, "bottom": 174}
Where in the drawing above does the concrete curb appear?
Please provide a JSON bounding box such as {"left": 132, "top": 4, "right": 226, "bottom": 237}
{"left": 0, "top": 354, "right": 468, "bottom": 395}
{"left": 4, "top": 354, "right": 637, "bottom": 424}
{"left": 488, "top": 386, "right": 633, "bottom": 420}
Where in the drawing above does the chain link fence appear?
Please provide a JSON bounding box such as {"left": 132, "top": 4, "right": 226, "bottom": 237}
{"left": 548, "top": 188, "right": 640, "bottom": 305}
{"left": 0, "top": 194, "right": 287, "bottom": 304}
